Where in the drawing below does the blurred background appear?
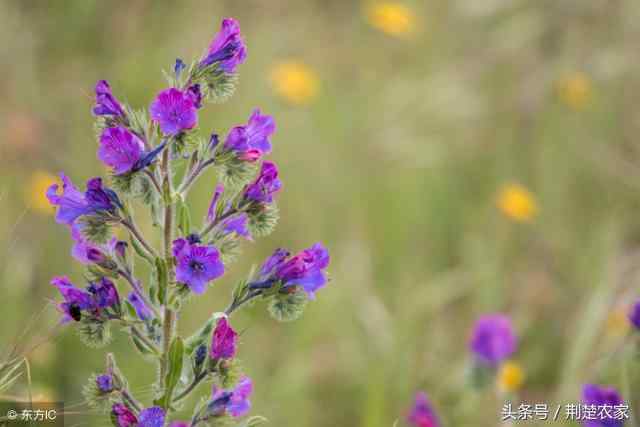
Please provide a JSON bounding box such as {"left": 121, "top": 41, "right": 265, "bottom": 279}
{"left": 2, "top": 0, "right": 640, "bottom": 426}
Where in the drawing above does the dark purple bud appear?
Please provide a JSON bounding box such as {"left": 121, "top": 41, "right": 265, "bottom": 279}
{"left": 174, "top": 58, "right": 186, "bottom": 77}
{"left": 208, "top": 133, "right": 220, "bottom": 152}
{"left": 96, "top": 374, "right": 114, "bottom": 393}
{"left": 115, "top": 241, "right": 128, "bottom": 259}
{"left": 187, "top": 84, "right": 203, "bottom": 109}
{"left": 210, "top": 317, "right": 237, "bottom": 360}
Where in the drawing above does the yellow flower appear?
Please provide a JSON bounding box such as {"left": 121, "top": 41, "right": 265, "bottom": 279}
{"left": 270, "top": 61, "right": 319, "bottom": 106}
{"left": 26, "top": 171, "right": 58, "bottom": 214}
{"left": 558, "top": 72, "right": 592, "bottom": 110}
{"left": 497, "top": 184, "right": 538, "bottom": 223}
{"left": 497, "top": 361, "right": 525, "bottom": 392}
{"left": 367, "top": 2, "right": 415, "bottom": 38}
{"left": 606, "top": 308, "right": 630, "bottom": 338}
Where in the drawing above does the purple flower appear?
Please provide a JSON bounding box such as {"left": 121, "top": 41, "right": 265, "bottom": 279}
{"left": 224, "top": 109, "right": 275, "bottom": 161}
{"left": 96, "top": 374, "right": 114, "bottom": 393}
{"left": 150, "top": 88, "right": 197, "bottom": 136}
{"left": 70, "top": 223, "right": 120, "bottom": 266}
{"left": 187, "top": 84, "right": 203, "bottom": 109}
{"left": 407, "top": 392, "right": 440, "bottom": 427}
{"left": 259, "top": 248, "right": 290, "bottom": 277}
{"left": 51, "top": 276, "right": 95, "bottom": 322}
{"left": 209, "top": 376, "right": 252, "bottom": 418}
{"left": 138, "top": 407, "right": 165, "bottom": 427}
{"left": 582, "top": 384, "right": 626, "bottom": 427}
{"left": 243, "top": 161, "right": 282, "bottom": 204}
{"left": 174, "top": 58, "right": 186, "bottom": 77}
{"left": 273, "top": 243, "right": 330, "bottom": 299}
{"left": 87, "top": 277, "right": 120, "bottom": 309}
{"left": 210, "top": 317, "right": 238, "bottom": 360}
{"left": 128, "top": 291, "right": 153, "bottom": 321}
{"left": 469, "top": 314, "right": 517, "bottom": 367}
{"left": 47, "top": 174, "right": 119, "bottom": 225}
{"left": 200, "top": 18, "right": 247, "bottom": 73}
{"left": 220, "top": 213, "right": 251, "bottom": 239}
{"left": 98, "top": 127, "right": 145, "bottom": 175}
{"left": 172, "top": 238, "right": 224, "bottom": 294}
{"left": 207, "top": 184, "right": 224, "bottom": 222}
{"left": 93, "top": 80, "right": 125, "bottom": 117}
{"left": 629, "top": 300, "right": 640, "bottom": 330}
{"left": 111, "top": 403, "right": 137, "bottom": 427}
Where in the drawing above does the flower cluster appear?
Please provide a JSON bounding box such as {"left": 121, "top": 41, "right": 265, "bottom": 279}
{"left": 46, "top": 17, "right": 330, "bottom": 427}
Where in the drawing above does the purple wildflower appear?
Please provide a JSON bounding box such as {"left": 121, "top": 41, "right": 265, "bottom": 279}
{"left": 629, "top": 300, "right": 640, "bottom": 330}
{"left": 200, "top": 18, "right": 247, "bottom": 73}
{"left": 98, "top": 127, "right": 145, "bottom": 175}
{"left": 150, "top": 88, "right": 197, "bottom": 136}
{"left": 96, "top": 374, "right": 114, "bottom": 393}
{"left": 407, "top": 392, "right": 440, "bottom": 427}
{"left": 469, "top": 314, "right": 517, "bottom": 367}
{"left": 210, "top": 317, "right": 238, "bottom": 360}
{"left": 172, "top": 238, "right": 224, "bottom": 294}
{"left": 87, "top": 277, "right": 120, "bottom": 309}
{"left": 174, "top": 58, "right": 186, "bottom": 77}
{"left": 582, "top": 384, "right": 626, "bottom": 427}
{"left": 111, "top": 404, "right": 137, "bottom": 427}
{"left": 207, "top": 184, "right": 224, "bottom": 222}
{"left": 51, "top": 276, "right": 95, "bottom": 323}
{"left": 93, "top": 80, "right": 125, "bottom": 117}
{"left": 209, "top": 376, "right": 252, "bottom": 418}
{"left": 138, "top": 407, "right": 165, "bottom": 427}
{"left": 220, "top": 213, "right": 251, "bottom": 239}
{"left": 273, "top": 243, "right": 330, "bottom": 299}
{"left": 243, "top": 161, "right": 282, "bottom": 204}
{"left": 187, "top": 84, "right": 203, "bottom": 109}
{"left": 224, "top": 109, "right": 275, "bottom": 161}
{"left": 70, "top": 223, "right": 120, "bottom": 266}
{"left": 128, "top": 291, "right": 153, "bottom": 321}
{"left": 47, "top": 174, "right": 119, "bottom": 225}
{"left": 259, "top": 248, "right": 290, "bottom": 277}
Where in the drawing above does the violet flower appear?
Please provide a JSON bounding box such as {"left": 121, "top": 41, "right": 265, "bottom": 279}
{"left": 200, "top": 18, "right": 247, "bottom": 73}
{"left": 208, "top": 377, "right": 252, "bottom": 418}
{"left": 128, "top": 291, "right": 153, "bottom": 321}
{"left": 51, "top": 276, "right": 96, "bottom": 323}
{"left": 150, "top": 88, "right": 197, "bottom": 136}
{"left": 629, "top": 300, "right": 640, "bottom": 330}
{"left": 87, "top": 277, "right": 120, "bottom": 309}
{"left": 138, "top": 406, "right": 165, "bottom": 427}
{"left": 70, "top": 223, "right": 120, "bottom": 266}
{"left": 207, "top": 184, "right": 224, "bottom": 222}
{"left": 224, "top": 109, "right": 275, "bottom": 162}
{"left": 469, "top": 314, "right": 517, "bottom": 367}
{"left": 96, "top": 374, "right": 114, "bottom": 393}
{"left": 98, "top": 127, "right": 145, "bottom": 175}
{"left": 173, "top": 238, "right": 225, "bottom": 294}
{"left": 93, "top": 80, "right": 125, "bottom": 118}
{"left": 243, "top": 161, "right": 282, "bottom": 204}
{"left": 47, "top": 174, "right": 120, "bottom": 225}
{"left": 220, "top": 213, "right": 251, "bottom": 240}
{"left": 187, "top": 84, "right": 203, "bottom": 109}
{"left": 407, "top": 392, "right": 440, "bottom": 427}
{"left": 582, "top": 384, "right": 626, "bottom": 427}
{"left": 111, "top": 404, "right": 138, "bottom": 427}
{"left": 210, "top": 317, "right": 238, "bottom": 360}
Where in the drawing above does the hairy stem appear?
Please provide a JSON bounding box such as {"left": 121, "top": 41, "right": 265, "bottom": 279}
{"left": 225, "top": 289, "right": 263, "bottom": 316}
{"left": 121, "top": 219, "right": 158, "bottom": 259}
{"left": 177, "top": 158, "right": 215, "bottom": 196}
{"left": 143, "top": 169, "right": 163, "bottom": 196}
{"left": 172, "top": 371, "right": 207, "bottom": 403}
{"left": 117, "top": 269, "right": 161, "bottom": 319}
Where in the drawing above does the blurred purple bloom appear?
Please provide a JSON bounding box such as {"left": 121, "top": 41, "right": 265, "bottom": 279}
{"left": 224, "top": 109, "right": 275, "bottom": 161}
{"left": 208, "top": 133, "right": 220, "bottom": 152}
{"left": 93, "top": 80, "right": 125, "bottom": 117}
{"left": 407, "top": 392, "right": 440, "bottom": 427}
{"left": 243, "top": 161, "right": 282, "bottom": 204}
{"left": 210, "top": 317, "right": 238, "bottom": 360}
{"left": 629, "top": 300, "right": 640, "bottom": 330}
{"left": 98, "top": 127, "right": 145, "bottom": 175}
{"left": 47, "top": 174, "right": 119, "bottom": 225}
{"left": 259, "top": 248, "right": 290, "bottom": 277}
{"left": 96, "top": 374, "right": 114, "bottom": 393}
{"left": 220, "top": 213, "right": 251, "bottom": 239}
{"left": 172, "top": 238, "right": 224, "bottom": 294}
{"left": 469, "top": 314, "right": 517, "bottom": 366}
{"left": 209, "top": 376, "right": 252, "bottom": 418}
{"left": 128, "top": 291, "right": 153, "bottom": 321}
{"left": 174, "top": 58, "right": 186, "bottom": 77}
{"left": 200, "top": 18, "right": 247, "bottom": 73}
{"left": 111, "top": 404, "right": 137, "bottom": 427}
{"left": 207, "top": 184, "right": 224, "bottom": 222}
{"left": 187, "top": 84, "right": 203, "bottom": 109}
{"left": 87, "top": 277, "right": 120, "bottom": 309}
{"left": 70, "top": 223, "right": 120, "bottom": 265}
{"left": 51, "top": 276, "right": 95, "bottom": 323}
{"left": 138, "top": 407, "right": 165, "bottom": 427}
{"left": 274, "top": 243, "right": 330, "bottom": 299}
{"left": 582, "top": 384, "right": 626, "bottom": 427}
{"left": 150, "top": 88, "right": 197, "bottom": 136}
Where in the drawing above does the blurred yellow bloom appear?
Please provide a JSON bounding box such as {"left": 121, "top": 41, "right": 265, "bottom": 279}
{"left": 606, "top": 308, "right": 630, "bottom": 338}
{"left": 26, "top": 171, "right": 57, "bottom": 214}
{"left": 498, "top": 361, "right": 525, "bottom": 392}
{"left": 367, "top": 2, "right": 415, "bottom": 38}
{"left": 558, "top": 72, "right": 592, "bottom": 110}
{"left": 270, "top": 61, "right": 319, "bottom": 106}
{"left": 497, "top": 184, "right": 538, "bottom": 223}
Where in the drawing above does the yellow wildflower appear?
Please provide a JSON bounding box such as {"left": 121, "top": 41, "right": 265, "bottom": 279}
{"left": 498, "top": 361, "right": 525, "bottom": 392}
{"left": 367, "top": 2, "right": 415, "bottom": 38}
{"left": 497, "top": 184, "right": 538, "bottom": 223}
{"left": 270, "top": 61, "right": 319, "bottom": 106}
{"left": 606, "top": 307, "right": 630, "bottom": 338}
{"left": 558, "top": 72, "right": 592, "bottom": 110}
{"left": 26, "top": 171, "right": 58, "bottom": 214}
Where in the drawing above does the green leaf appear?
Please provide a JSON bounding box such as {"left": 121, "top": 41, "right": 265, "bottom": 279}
{"left": 156, "top": 336, "right": 184, "bottom": 409}
{"left": 177, "top": 200, "right": 192, "bottom": 236}
{"left": 155, "top": 257, "right": 168, "bottom": 305}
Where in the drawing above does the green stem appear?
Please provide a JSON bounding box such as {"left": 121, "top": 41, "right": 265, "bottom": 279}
{"left": 225, "top": 290, "right": 263, "bottom": 316}
{"left": 121, "top": 218, "right": 158, "bottom": 259}
{"left": 172, "top": 371, "right": 207, "bottom": 403}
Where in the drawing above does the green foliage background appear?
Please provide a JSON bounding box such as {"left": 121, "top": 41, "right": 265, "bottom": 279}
{"left": 1, "top": 1, "right": 640, "bottom": 426}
